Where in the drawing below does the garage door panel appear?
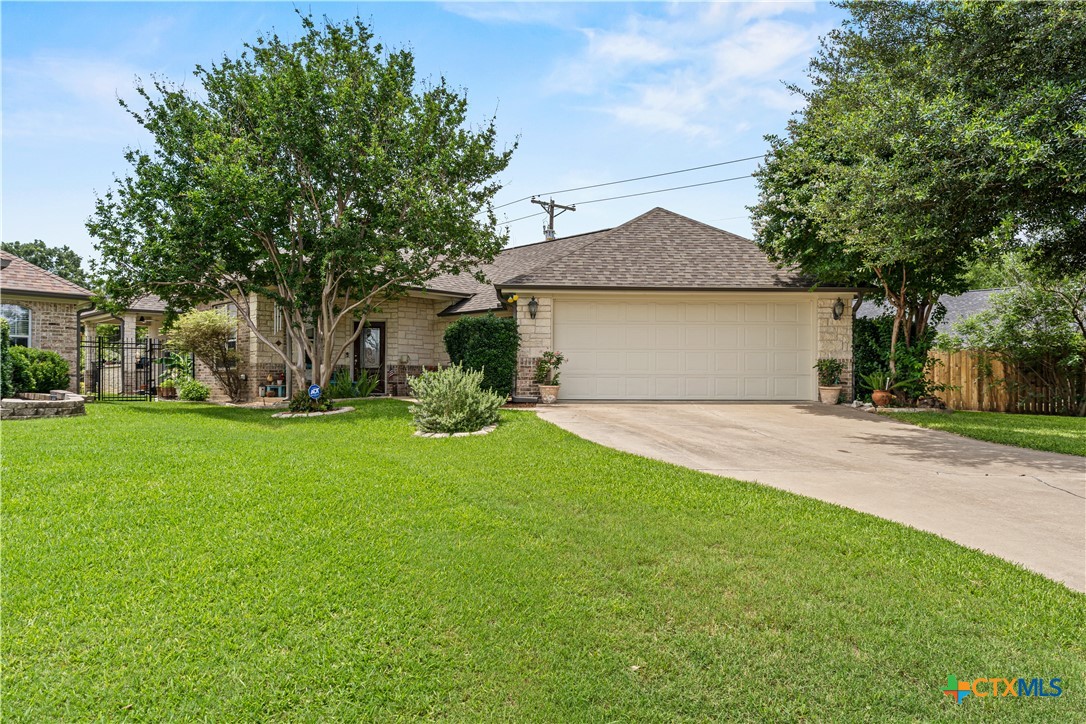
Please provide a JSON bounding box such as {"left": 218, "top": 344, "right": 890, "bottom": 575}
{"left": 554, "top": 299, "right": 814, "bottom": 401}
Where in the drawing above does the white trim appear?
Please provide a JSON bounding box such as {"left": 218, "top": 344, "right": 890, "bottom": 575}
{"left": 0, "top": 303, "right": 31, "bottom": 346}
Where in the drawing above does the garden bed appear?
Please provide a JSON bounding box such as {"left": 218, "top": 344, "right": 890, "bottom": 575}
{"left": 0, "top": 390, "right": 86, "bottom": 420}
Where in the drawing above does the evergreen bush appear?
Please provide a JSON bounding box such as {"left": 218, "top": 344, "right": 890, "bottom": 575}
{"left": 443, "top": 314, "right": 519, "bottom": 399}
{"left": 0, "top": 319, "right": 13, "bottom": 398}
{"left": 9, "top": 347, "right": 70, "bottom": 393}
{"left": 177, "top": 377, "right": 211, "bottom": 401}
{"left": 409, "top": 364, "right": 503, "bottom": 434}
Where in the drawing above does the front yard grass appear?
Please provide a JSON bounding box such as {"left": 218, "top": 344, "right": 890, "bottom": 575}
{"left": 883, "top": 409, "right": 1086, "bottom": 456}
{"left": 3, "top": 400, "right": 1084, "bottom": 721}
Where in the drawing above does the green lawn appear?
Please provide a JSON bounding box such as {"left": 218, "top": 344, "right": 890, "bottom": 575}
{"left": 3, "top": 401, "right": 1084, "bottom": 721}
{"left": 883, "top": 410, "right": 1086, "bottom": 457}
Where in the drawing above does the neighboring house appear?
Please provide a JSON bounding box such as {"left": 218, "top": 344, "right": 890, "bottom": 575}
{"left": 0, "top": 250, "right": 93, "bottom": 391}
{"left": 855, "top": 289, "right": 1004, "bottom": 331}
{"left": 221, "top": 208, "right": 861, "bottom": 402}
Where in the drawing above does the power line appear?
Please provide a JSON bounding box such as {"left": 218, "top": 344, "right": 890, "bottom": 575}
{"left": 502, "top": 210, "right": 546, "bottom": 225}
{"left": 493, "top": 154, "right": 762, "bottom": 210}
{"left": 574, "top": 173, "right": 753, "bottom": 206}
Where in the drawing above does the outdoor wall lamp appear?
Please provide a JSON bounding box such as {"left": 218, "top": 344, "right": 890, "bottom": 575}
{"left": 528, "top": 297, "right": 539, "bottom": 319}
{"left": 832, "top": 297, "right": 846, "bottom": 320}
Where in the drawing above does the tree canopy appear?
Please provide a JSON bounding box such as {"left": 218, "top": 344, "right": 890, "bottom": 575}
{"left": 88, "top": 13, "right": 514, "bottom": 390}
{"left": 1, "top": 240, "right": 89, "bottom": 288}
{"left": 751, "top": 0, "right": 1086, "bottom": 373}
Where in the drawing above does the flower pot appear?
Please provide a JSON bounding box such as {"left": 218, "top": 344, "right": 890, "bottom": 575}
{"left": 158, "top": 386, "right": 177, "bottom": 399}
{"left": 818, "top": 385, "right": 842, "bottom": 405}
{"left": 538, "top": 384, "right": 560, "bottom": 404}
{"left": 871, "top": 389, "right": 892, "bottom": 407}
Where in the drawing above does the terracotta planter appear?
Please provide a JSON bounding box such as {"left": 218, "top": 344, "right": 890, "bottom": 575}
{"left": 538, "top": 384, "right": 560, "bottom": 404}
{"left": 158, "top": 386, "right": 177, "bottom": 399}
{"left": 818, "top": 385, "right": 842, "bottom": 405}
{"left": 871, "top": 389, "right": 892, "bottom": 407}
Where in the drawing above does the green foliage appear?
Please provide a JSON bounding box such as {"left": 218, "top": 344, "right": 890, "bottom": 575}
{"left": 814, "top": 358, "right": 845, "bottom": 386}
{"left": 533, "top": 350, "right": 565, "bottom": 386}
{"left": 443, "top": 314, "right": 519, "bottom": 398}
{"left": 409, "top": 364, "right": 503, "bottom": 434}
{"left": 0, "top": 319, "right": 13, "bottom": 399}
{"left": 9, "top": 347, "right": 70, "bottom": 394}
{"left": 854, "top": 314, "right": 940, "bottom": 401}
{"left": 884, "top": 411, "right": 1086, "bottom": 457}
{"left": 177, "top": 377, "right": 210, "bottom": 401}
{"left": 88, "top": 12, "right": 515, "bottom": 391}
{"left": 326, "top": 368, "right": 378, "bottom": 399}
{"left": 939, "top": 262, "right": 1086, "bottom": 415}
{"left": 288, "top": 389, "right": 334, "bottom": 413}
{"left": 750, "top": 0, "right": 1086, "bottom": 367}
{"left": 167, "top": 310, "right": 242, "bottom": 402}
{"left": 1, "top": 240, "right": 89, "bottom": 288}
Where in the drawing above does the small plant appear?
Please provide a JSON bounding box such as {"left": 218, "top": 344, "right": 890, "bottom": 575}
{"left": 159, "top": 378, "right": 177, "bottom": 389}
{"left": 326, "top": 368, "right": 379, "bottom": 399}
{"left": 177, "top": 377, "right": 211, "bottom": 401}
{"left": 814, "top": 358, "right": 845, "bottom": 387}
{"left": 289, "top": 390, "right": 334, "bottom": 413}
{"left": 533, "top": 350, "right": 566, "bottom": 385}
{"left": 9, "top": 347, "right": 70, "bottom": 393}
{"left": 409, "top": 364, "right": 503, "bottom": 434}
{"left": 859, "top": 369, "right": 924, "bottom": 394}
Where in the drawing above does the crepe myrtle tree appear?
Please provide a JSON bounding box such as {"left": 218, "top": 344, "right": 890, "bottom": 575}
{"left": 88, "top": 13, "right": 514, "bottom": 392}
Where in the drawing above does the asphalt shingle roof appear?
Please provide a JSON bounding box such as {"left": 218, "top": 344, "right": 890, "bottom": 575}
{"left": 427, "top": 208, "right": 822, "bottom": 314}
{"left": 0, "top": 250, "right": 93, "bottom": 299}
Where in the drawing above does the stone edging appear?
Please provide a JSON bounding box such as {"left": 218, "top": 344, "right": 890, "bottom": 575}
{"left": 1, "top": 390, "right": 87, "bottom": 420}
{"left": 272, "top": 406, "right": 354, "bottom": 419}
{"left": 414, "top": 423, "right": 497, "bottom": 438}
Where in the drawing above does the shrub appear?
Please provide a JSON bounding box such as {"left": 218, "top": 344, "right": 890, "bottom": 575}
{"left": 326, "top": 368, "right": 379, "bottom": 399}
{"left": 167, "top": 310, "right": 242, "bottom": 402}
{"left": 409, "top": 364, "right": 503, "bottom": 434}
{"left": 0, "top": 319, "right": 13, "bottom": 399}
{"left": 814, "top": 358, "right": 845, "bottom": 386}
{"left": 288, "top": 389, "right": 334, "bottom": 413}
{"left": 9, "top": 347, "right": 70, "bottom": 393}
{"left": 854, "top": 313, "right": 940, "bottom": 402}
{"left": 443, "top": 314, "right": 519, "bottom": 399}
{"left": 177, "top": 377, "right": 211, "bottom": 401}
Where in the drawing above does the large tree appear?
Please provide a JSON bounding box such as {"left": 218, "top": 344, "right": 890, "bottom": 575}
{"left": 1, "top": 240, "right": 89, "bottom": 287}
{"left": 751, "top": 0, "right": 1086, "bottom": 374}
{"left": 89, "top": 14, "right": 513, "bottom": 391}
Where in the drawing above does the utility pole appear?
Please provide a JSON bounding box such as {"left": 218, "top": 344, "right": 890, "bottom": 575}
{"left": 531, "top": 197, "right": 576, "bottom": 240}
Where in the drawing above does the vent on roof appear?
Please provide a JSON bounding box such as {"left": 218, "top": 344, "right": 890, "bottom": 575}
{"left": 0, "top": 257, "right": 10, "bottom": 270}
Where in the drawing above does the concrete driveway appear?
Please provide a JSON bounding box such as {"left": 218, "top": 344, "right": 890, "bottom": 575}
{"left": 536, "top": 403, "right": 1086, "bottom": 592}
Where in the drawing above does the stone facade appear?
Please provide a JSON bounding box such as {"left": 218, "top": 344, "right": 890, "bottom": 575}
{"left": 816, "top": 296, "right": 855, "bottom": 400}
{"left": 2, "top": 295, "right": 81, "bottom": 391}
{"left": 512, "top": 296, "right": 553, "bottom": 398}
{"left": 1, "top": 390, "right": 86, "bottom": 419}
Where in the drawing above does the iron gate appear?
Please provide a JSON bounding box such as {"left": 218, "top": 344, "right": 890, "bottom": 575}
{"left": 81, "top": 338, "right": 194, "bottom": 401}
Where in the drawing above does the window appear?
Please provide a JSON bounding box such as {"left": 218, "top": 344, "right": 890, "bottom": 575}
{"left": 0, "top": 304, "right": 30, "bottom": 346}
{"left": 214, "top": 303, "right": 238, "bottom": 351}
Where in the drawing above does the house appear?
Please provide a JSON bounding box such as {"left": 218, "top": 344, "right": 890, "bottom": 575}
{"left": 1, "top": 249, "right": 173, "bottom": 394}
{"left": 0, "top": 250, "right": 94, "bottom": 391}
{"left": 221, "top": 208, "right": 860, "bottom": 402}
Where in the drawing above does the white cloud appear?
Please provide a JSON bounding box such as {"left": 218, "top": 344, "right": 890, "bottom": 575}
{"left": 441, "top": 2, "right": 579, "bottom": 27}
{"left": 546, "top": 3, "right": 829, "bottom": 139}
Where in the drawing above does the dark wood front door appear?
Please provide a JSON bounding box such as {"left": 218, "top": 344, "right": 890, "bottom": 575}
{"left": 353, "top": 321, "right": 386, "bottom": 394}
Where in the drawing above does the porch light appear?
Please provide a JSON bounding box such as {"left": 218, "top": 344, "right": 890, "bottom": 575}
{"left": 832, "top": 297, "right": 846, "bottom": 320}
{"left": 528, "top": 297, "right": 539, "bottom": 319}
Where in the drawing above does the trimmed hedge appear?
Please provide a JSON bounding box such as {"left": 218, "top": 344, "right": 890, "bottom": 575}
{"left": 443, "top": 313, "right": 519, "bottom": 399}
{"left": 0, "top": 319, "right": 13, "bottom": 399}
{"left": 9, "top": 346, "right": 70, "bottom": 394}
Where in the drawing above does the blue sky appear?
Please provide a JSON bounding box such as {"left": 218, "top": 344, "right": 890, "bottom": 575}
{"left": 2, "top": 1, "right": 846, "bottom": 260}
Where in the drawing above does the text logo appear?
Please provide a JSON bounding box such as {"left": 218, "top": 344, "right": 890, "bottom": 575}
{"left": 943, "top": 676, "right": 1062, "bottom": 703}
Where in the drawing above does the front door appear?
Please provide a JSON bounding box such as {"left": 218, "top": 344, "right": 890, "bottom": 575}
{"left": 354, "top": 321, "right": 386, "bottom": 394}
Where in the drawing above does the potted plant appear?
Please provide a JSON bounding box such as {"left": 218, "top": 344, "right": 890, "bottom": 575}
{"left": 533, "top": 350, "right": 565, "bottom": 404}
{"left": 814, "top": 358, "right": 845, "bottom": 404}
{"left": 860, "top": 369, "right": 895, "bottom": 407}
{"left": 158, "top": 378, "right": 177, "bottom": 399}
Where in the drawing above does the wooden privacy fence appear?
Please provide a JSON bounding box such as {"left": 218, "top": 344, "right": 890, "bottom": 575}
{"left": 927, "top": 349, "right": 1083, "bottom": 415}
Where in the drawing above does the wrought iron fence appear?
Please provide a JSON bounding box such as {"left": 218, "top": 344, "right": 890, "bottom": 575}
{"left": 80, "top": 338, "right": 194, "bottom": 401}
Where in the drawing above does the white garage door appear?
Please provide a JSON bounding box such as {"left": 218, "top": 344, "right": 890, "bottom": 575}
{"left": 554, "top": 298, "right": 815, "bottom": 401}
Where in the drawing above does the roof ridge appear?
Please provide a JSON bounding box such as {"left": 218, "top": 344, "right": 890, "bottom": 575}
{"left": 497, "top": 227, "right": 615, "bottom": 285}
{"left": 500, "top": 226, "right": 614, "bottom": 253}
{"left": 0, "top": 250, "right": 93, "bottom": 297}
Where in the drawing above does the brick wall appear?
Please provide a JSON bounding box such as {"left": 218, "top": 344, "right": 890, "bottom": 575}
{"left": 816, "top": 296, "right": 854, "bottom": 400}
{"left": 4, "top": 295, "right": 81, "bottom": 391}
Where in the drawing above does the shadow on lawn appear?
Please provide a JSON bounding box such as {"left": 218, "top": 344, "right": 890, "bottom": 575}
{"left": 109, "top": 398, "right": 411, "bottom": 428}
{"left": 795, "top": 403, "right": 1086, "bottom": 472}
